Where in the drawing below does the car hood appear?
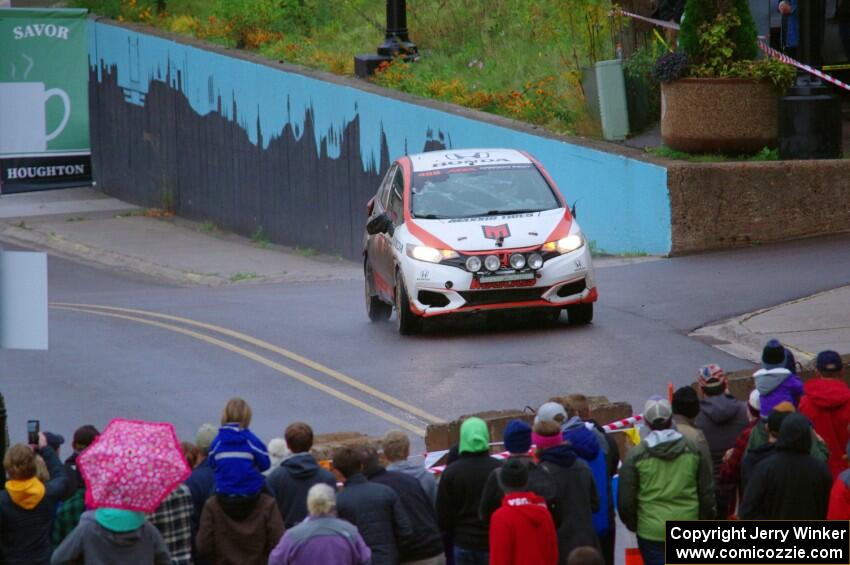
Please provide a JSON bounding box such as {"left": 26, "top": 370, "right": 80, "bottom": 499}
{"left": 411, "top": 208, "right": 571, "bottom": 251}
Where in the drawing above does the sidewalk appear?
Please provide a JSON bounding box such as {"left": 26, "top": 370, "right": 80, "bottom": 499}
{"left": 0, "top": 187, "right": 361, "bottom": 286}
{"left": 692, "top": 286, "right": 850, "bottom": 364}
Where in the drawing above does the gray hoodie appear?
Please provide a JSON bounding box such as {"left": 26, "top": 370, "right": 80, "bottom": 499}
{"left": 51, "top": 511, "right": 171, "bottom": 565}
{"left": 387, "top": 455, "right": 437, "bottom": 505}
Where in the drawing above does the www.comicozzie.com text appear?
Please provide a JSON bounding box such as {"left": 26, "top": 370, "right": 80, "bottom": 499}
{"left": 670, "top": 525, "right": 848, "bottom": 544}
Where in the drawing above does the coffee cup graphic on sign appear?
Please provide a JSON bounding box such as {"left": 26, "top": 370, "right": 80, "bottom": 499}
{"left": 0, "top": 81, "right": 71, "bottom": 154}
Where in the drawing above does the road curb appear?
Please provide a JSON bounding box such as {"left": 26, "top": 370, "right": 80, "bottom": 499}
{"left": 0, "top": 222, "right": 230, "bottom": 287}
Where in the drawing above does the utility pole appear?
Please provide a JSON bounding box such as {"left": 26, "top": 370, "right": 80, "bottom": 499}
{"left": 354, "top": 0, "right": 418, "bottom": 78}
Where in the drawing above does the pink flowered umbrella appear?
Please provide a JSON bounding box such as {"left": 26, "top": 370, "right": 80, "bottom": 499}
{"left": 78, "top": 418, "right": 192, "bottom": 513}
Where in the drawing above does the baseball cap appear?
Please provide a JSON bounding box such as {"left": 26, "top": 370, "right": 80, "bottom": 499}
{"left": 643, "top": 396, "right": 673, "bottom": 427}
{"left": 816, "top": 350, "right": 843, "bottom": 374}
{"left": 534, "top": 402, "right": 567, "bottom": 426}
{"left": 697, "top": 364, "right": 727, "bottom": 392}
{"left": 44, "top": 432, "right": 64, "bottom": 451}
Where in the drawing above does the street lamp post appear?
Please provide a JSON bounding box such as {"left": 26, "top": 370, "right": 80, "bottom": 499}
{"left": 777, "top": 0, "right": 842, "bottom": 159}
{"left": 355, "top": 0, "right": 418, "bottom": 78}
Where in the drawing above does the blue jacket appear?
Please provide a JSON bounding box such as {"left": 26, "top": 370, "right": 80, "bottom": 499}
{"left": 779, "top": 0, "right": 799, "bottom": 48}
{"left": 208, "top": 424, "right": 270, "bottom": 496}
{"left": 564, "top": 422, "right": 611, "bottom": 537}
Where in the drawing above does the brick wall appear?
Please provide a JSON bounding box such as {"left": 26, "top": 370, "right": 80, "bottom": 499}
{"left": 667, "top": 160, "right": 850, "bottom": 255}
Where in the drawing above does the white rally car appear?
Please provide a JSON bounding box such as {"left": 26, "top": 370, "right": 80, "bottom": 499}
{"left": 363, "top": 148, "right": 597, "bottom": 334}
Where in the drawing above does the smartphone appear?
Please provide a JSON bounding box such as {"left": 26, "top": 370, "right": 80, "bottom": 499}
{"left": 27, "top": 420, "right": 39, "bottom": 446}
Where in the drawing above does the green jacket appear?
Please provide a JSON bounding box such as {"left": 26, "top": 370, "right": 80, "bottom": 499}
{"left": 746, "top": 420, "right": 830, "bottom": 461}
{"left": 618, "top": 429, "right": 715, "bottom": 542}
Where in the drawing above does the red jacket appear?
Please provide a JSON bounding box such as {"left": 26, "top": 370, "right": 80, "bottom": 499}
{"left": 799, "top": 378, "right": 850, "bottom": 478}
{"left": 490, "top": 492, "right": 558, "bottom": 565}
{"left": 827, "top": 470, "right": 850, "bottom": 520}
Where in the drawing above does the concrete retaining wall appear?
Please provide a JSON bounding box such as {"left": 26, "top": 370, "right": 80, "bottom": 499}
{"left": 86, "top": 19, "right": 671, "bottom": 260}
{"left": 667, "top": 160, "right": 850, "bottom": 255}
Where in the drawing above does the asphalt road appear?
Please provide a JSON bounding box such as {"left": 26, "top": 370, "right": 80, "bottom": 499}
{"left": 4, "top": 234, "right": 850, "bottom": 450}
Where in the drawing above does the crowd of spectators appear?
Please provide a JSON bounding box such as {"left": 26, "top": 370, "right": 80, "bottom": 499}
{"left": 0, "top": 340, "right": 846, "bottom": 565}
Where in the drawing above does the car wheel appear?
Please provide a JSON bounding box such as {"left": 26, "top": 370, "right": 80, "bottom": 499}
{"left": 395, "top": 279, "right": 422, "bottom": 335}
{"left": 567, "top": 303, "right": 593, "bottom": 325}
{"left": 364, "top": 262, "right": 392, "bottom": 322}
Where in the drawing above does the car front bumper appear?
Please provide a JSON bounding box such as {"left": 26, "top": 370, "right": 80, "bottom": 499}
{"left": 399, "top": 246, "right": 597, "bottom": 317}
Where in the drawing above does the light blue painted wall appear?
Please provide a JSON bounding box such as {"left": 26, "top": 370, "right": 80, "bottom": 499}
{"left": 89, "top": 21, "right": 671, "bottom": 255}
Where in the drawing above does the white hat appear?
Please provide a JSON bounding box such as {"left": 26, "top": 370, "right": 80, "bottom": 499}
{"left": 534, "top": 402, "right": 567, "bottom": 426}
{"left": 748, "top": 389, "right": 761, "bottom": 412}
{"left": 643, "top": 396, "right": 673, "bottom": 426}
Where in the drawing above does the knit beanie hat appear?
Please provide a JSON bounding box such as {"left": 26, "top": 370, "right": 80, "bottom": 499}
{"left": 95, "top": 508, "right": 145, "bottom": 532}
{"left": 672, "top": 386, "right": 700, "bottom": 419}
{"left": 502, "top": 420, "right": 532, "bottom": 455}
{"left": 762, "top": 339, "right": 787, "bottom": 369}
{"left": 500, "top": 458, "right": 529, "bottom": 492}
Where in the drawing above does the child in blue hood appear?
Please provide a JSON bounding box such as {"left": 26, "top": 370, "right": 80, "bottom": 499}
{"left": 754, "top": 339, "right": 803, "bottom": 418}
{"left": 208, "top": 398, "right": 270, "bottom": 496}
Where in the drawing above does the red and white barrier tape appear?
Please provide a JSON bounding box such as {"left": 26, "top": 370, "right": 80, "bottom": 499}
{"left": 426, "top": 414, "right": 646, "bottom": 475}
{"left": 602, "top": 413, "right": 644, "bottom": 432}
{"left": 610, "top": 8, "right": 681, "bottom": 30}
{"left": 758, "top": 39, "right": 850, "bottom": 92}
{"left": 612, "top": 9, "right": 850, "bottom": 92}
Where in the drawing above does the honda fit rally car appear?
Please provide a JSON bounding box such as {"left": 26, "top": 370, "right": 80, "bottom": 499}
{"left": 363, "top": 148, "right": 597, "bottom": 334}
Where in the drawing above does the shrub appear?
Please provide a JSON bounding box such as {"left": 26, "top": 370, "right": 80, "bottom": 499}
{"left": 652, "top": 52, "right": 690, "bottom": 82}
{"left": 679, "top": 0, "right": 758, "bottom": 64}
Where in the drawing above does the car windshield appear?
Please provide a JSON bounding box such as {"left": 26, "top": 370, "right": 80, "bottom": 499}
{"left": 410, "top": 164, "right": 561, "bottom": 219}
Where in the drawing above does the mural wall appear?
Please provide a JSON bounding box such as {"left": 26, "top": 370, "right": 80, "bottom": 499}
{"left": 88, "top": 20, "right": 671, "bottom": 259}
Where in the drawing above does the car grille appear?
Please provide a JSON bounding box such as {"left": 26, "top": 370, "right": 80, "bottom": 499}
{"left": 556, "top": 278, "right": 587, "bottom": 297}
{"left": 458, "top": 287, "right": 547, "bottom": 307}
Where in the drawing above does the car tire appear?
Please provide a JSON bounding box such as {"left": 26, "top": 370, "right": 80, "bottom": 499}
{"left": 364, "top": 262, "right": 392, "bottom": 322}
{"left": 567, "top": 303, "right": 593, "bottom": 325}
{"left": 395, "top": 279, "right": 422, "bottom": 335}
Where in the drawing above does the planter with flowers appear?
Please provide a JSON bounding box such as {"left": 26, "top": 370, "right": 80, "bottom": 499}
{"left": 654, "top": 0, "right": 796, "bottom": 153}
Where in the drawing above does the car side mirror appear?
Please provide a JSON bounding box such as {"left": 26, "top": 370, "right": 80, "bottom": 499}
{"left": 366, "top": 212, "right": 392, "bottom": 235}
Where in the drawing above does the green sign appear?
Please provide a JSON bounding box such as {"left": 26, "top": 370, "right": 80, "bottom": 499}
{"left": 0, "top": 8, "right": 91, "bottom": 193}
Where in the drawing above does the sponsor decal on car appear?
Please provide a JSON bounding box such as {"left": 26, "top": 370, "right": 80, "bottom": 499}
{"left": 482, "top": 224, "right": 511, "bottom": 241}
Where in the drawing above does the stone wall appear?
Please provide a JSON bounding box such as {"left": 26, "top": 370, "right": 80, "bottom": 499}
{"left": 667, "top": 160, "right": 850, "bottom": 255}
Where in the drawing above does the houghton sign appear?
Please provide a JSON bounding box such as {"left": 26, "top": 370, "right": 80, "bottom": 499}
{"left": 0, "top": 8, "right": 91, "bottom": 194}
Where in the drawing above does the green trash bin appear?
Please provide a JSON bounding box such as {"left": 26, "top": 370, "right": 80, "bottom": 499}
{"left": 583, "top": 59, "right": 630, "bottom": 141}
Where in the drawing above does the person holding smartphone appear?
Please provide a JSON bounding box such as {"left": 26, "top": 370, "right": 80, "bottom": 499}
{"left": 0, "top": 426, "right": 69, "bottom": 565}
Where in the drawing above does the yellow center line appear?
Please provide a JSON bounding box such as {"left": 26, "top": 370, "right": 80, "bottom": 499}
{"left": 50, "top": 302, "right": 444, "bottom": 424}
{"left": 53, "top": 305, "right": 426, "bottom": 436}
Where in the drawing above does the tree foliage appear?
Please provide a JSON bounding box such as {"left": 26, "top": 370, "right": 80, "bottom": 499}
{"left": 679, "top": 0, "right": 758, "bottom": 64}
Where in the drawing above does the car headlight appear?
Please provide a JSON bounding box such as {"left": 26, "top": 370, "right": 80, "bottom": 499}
{"left": 528, "top": 253, "right": 544, "bottom": 269}
{"left": 484, "top": 254, "right": 501, "bottom": 272}
{"left": 465, "top": 256, "right": 482, "bottom": 272}
{"left": 406, "top": 244, "right": 459, "bottom": 264}
{"left": 542, "top": 233, "right": 585, "bottom": 254}
{"left": 509, "top": 253, "right": 526, "bottom": 270}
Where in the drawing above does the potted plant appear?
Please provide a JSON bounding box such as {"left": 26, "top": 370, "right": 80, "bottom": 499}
{"left": 654, "top": 0, "right": 796, "bottom": 153}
